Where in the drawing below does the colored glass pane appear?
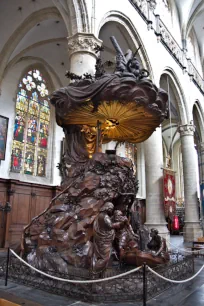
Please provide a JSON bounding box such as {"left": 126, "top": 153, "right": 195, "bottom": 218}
{"left": 24, "top": 144, "right": 35, "bottom": 175}
{"left": 11, "top": 69, "right": 50, "bottom": 176}
{"left": 11, "top": 141, "right": 24, "bottom": 173}
{"left": 40, "top": 101, "right": 50, "bottom": 121}
{"left": 37, "top": 148, "right": 47, "bottom": 176}
{"left": 32, "top": 91, "right": 38, "bottom": 102}
{"left": 28, "top": 100, "right": 40, "bottom": 117}
{"left": 39, "top": 120, "right": 49, "bottom": 149}
{"left": 33, "top": 70, "right": 42, "bottom": 81}
{"left": 27, "top": 116, "right": 38, "bottom": 144}
{"left": 37, "top": 83, "right": 48, "bottom": 97}
{"left": 23, "top": 75, "right": 36, "bottom": 92}
{"left": 14, "top": 111, "right": 26, "bottom": 142}
{"left": 16, "top": 94, "right": 28, "bottom": 112}
{"left": 20, "top": 89, "right": 26, "bottom": 97}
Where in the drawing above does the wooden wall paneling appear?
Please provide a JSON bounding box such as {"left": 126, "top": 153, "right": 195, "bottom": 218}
{"left": 0, "top": 178, "right": 60, "bottom": 247}
{"left": 30, "top": 189, "right": 37, "bottom": 223}
{"left": 0, "top": 179, "right": 7, "bottom": 202}
{"left": 4, "top": 181, "right": 16, "bottom": 248}
{"left": 0, "top": 180, "right": 8, "bottom": 247}
{"left": 9, "top": 182, "right": 32, "bottom": 246}
{"left": 32, "top": 185, "right": 53, "bottom": 218}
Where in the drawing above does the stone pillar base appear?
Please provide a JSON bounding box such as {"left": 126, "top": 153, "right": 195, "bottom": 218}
{"left": 145, "top": 223, "right": 170, "bottom": 247}
{"left": 183, "top": 222, "right": 203, "bottom": 241}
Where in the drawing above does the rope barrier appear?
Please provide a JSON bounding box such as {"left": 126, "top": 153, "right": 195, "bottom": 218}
{"left": 169, "top": 242, "right": 204, "bottom": 254}
{"left": 9, "top": 249, "right": 142, "bottom": 284}
{"left": 147, "top": 264, "right": 204, "bottom": 283}
{"left": 8, "top": 249, "right": 204, "bottom": 286}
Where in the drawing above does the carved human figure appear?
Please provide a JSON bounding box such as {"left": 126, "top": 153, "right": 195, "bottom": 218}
{"left": 127, "top": 57, "right": 141, "bottom": 78}
{"left": 92, "top": 202, "right": 124, "bottom": 273}
{"left": 147, "top": 228, "right": 169, "bottom": 261}
{"left": 113, "top": 210, "right": 139, "bottom": 261}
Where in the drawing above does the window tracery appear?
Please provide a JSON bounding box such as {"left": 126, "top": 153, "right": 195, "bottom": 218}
{"left": 11, "top": 69, "right": 50, "bottom": 177}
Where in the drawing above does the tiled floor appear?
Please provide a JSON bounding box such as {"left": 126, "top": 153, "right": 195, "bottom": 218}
{"left": 0, "top": 235, "right": 203, "bottom": 306}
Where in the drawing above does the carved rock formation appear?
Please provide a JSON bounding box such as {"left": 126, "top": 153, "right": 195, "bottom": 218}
{"left": 22, "top": 153, "right": 137, "bottom": 271}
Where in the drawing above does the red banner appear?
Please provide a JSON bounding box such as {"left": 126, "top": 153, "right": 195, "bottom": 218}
{"left": 163, "top": 168, "right": 176, "bottom": 220}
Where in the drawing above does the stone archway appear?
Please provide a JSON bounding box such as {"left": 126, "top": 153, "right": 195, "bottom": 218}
{"left": 159, "top": 70, "right": 202, "bottom": 240}
{"left": 193, "top": 101, "right": 204, "bottom": 225}
{"left": 98, "top": 11, "right": 154, "bottom": 80}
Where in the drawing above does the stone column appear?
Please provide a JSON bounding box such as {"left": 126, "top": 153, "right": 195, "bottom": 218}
{"left": 179, "top": 124, "right": 203, "bottom": 241}
{"left": 199, "top": 143, "right": 204, "bottom": 232}
{"left": 144, "top": 127, "right": 169, "bottom": 241}
{"left": 136, "top": 143, "right": 146, "bottom": 199}
{"left": 67, "top": 33, "right": 102, "bottom": 76}
{"left": 198, "top": 143, "right": 204, "bottom": 212}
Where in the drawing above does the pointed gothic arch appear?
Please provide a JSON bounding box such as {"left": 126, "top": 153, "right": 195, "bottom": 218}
{"left": 97, "top": 10, "right": 154, "bottom": 80}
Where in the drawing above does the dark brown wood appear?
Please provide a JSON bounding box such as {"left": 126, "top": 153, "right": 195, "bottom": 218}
{"left": 0, "top": 178, "right": 60, "bottom": 248}
{"left": 0, "top": 180, "right": 7, "bottom": 247}
{"left": 22, "top": 152, "right": 169, "bottom": 273}
{"left": 192, "top": 241, "right": 204, "bottom": 251}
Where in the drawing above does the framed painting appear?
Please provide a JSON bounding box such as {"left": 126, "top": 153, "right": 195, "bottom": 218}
{"left": 0, "top": 115, "right": 9, "bottom": 160}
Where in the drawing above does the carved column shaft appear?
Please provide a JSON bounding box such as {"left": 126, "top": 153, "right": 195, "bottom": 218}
{"left": 179, "top": 124, "right": 203, "bottom": 241}
{"left": 67, "top": 33, "right": 102, "bottom": 76}
{"left": 198, "top": 142, "right": 204, "bottom": 222}
{"left": 198, "top": 142, "right": 204, "bottom": 184}
{"left": 136, "top": 143, "right": 146, "bottom": 199}
{"left": 144, "top": 127, "right": 169, "bottom": 241}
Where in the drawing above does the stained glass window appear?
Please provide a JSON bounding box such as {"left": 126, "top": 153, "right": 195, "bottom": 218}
{"left": 125, "top": 143, "right": 137, "bottom": 173}
{"left": 11, "top": 69, "right": 50, "bottom": 177}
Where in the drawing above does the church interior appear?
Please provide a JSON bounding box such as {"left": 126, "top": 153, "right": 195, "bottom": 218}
{"left": 0, "top": 0, "right": 204, "bottom": 305}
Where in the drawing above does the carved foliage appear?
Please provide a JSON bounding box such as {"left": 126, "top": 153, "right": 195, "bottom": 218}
{"left": 178, "top": 124, "right": 195, "bottom": 137}
{"left": 67, "top": 34, "right": 102, "bottom": 56}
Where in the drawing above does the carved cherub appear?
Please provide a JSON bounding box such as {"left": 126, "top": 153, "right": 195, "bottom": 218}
{"left": 147, "top": 228, "right": 169, "bottom": 261}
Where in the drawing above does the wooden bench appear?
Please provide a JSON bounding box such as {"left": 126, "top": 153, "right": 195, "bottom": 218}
{"left": 191, "top": 238, "right": 204, "bottom": 256}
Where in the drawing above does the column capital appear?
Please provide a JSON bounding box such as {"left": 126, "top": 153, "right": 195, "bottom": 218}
{"left": 178, "top": 124, "right": 195, "bottom": 136}
{"left": 67, "top": 33, "right": 102, "bottom": 58}
{"left": 147, "top": 0, "right": 157, "bottom": 11}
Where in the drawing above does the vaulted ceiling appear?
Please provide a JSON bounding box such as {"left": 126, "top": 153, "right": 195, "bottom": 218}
{"left": 0, "top": 0, "right": 72, "bottom": 87}
{"left": 0, "top": 0, "right": 203, "bottom": 88}
{"left": 174, "top": 0, "right": 204, "bottom": 58}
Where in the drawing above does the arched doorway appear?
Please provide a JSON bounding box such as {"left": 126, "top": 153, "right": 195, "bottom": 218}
{"left": 160, "top": 71, "right": 187, "bottom": 234}
{"left": 193, "top": 102, "right": 204, "bottom": 223}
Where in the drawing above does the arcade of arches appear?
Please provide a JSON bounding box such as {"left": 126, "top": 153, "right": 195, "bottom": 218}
{"left": 0, "top": 0, "right": 204, "bottom": 248}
